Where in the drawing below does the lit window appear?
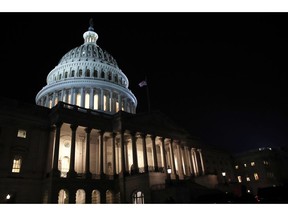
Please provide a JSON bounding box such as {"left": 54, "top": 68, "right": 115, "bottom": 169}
{"left": 263, "top": 161, "right": 269, "bottom": 165}
{"left": 85, "top": 93, "right": 90, "bottom": 109}
{"left": 254, "top": 173, "right": 259, "bottom": 180}
{"left": 68, "top": 94, "right": 71, "bottom": 104}
{"left": 237, "top": 176, "right": 242, "bottom": 183}
{"left": 17, "top": 129, "right": 26, "bottom": 138}
{"left": 132, "top": 191, "right": 144, "bottom": 204}
{"left": 104, "top": 95, "right": 107, "bottom": 111}
{"left": 94, "top": 94, "right": 99, "bottom": 110}
{"left": 251, "top": 162, "right": 255, "bottom": 166}
{"left": 235, "top": 165, "right": 239, "bottom": 169}
{"left": 267, "top": 172, "right": 274, "bottom": 178}
{"left": 76, "top": 93, "right": 81, "bottom": 106}
{"left": 116, "top": 101, "right": 119, "bottom": 112}
{"left": 246, "top": 177, "right": 250, "bottom": 182}
{"left": 244, "top": 163, "right": 247, "bottom": 167}
{"left": 12, "top": 155, "right": 22, "bottom": 173}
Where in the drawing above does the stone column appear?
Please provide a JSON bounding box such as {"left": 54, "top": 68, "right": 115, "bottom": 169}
{"left": 142, "top": 134, "right": 149, "bottom": 173}
{"left": 185, "top": 146, "right": 193, "bottom": 175}
{"left": 80, "top": 87, "right": 85, "bottom": 107}
{"left": 51, "top": 91, "right": 56, "bottom": 107}
{"left": 192, "top": 148, "right": 198, "bottom": 176}
{"left": 99, "top": 130, "right": 104, "bottom": 178}
{"left": 60, "top": 89, "right": 64, "bottom": 102}
{"left": 120, "top": 131, "right": 126, "bottom": 176}
{"left": 100, "top": 89, "right": 103, "bottom": 111}
{"left": 170, "top": 139, "right": 177, "bottom": 178}
{"left": 90, "top": 88, "right": 94, "bottom": 109}
{"left": 112, "top": 132, "right": 116, "bottom": 176}
{"left": 67, "top": 124, "right": 78, "bottom": 178}
{"left": 161, "top": 137, "right": 168, "bottom": 173}
{"left": 198, "top": 149, "right": 205, "bottom": 175}
{"left": 178, "top": 144, "right": 184, "bottom": 177}
{"left": 131, "top": 132, "right": 139, "bottom": 174}
{"left": 71, "top": 88, "right": 76, "bottom": 105}
{"left": 109, "top": 91, "right": 113, "bottom": 112}
{"left": 151, "top": 135, "right": 159, "bottom": 172}
{"left": 118, "top": 94, "right": 121, "bottom": 112}
{"left": 52, "top": 123, "right": 62, "bottom": 177}
{"left": 85, "top": 127, "right": 92, "bottom": 179}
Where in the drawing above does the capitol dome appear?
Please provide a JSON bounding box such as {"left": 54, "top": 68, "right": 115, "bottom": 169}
{"left": 35, "top": 19, "right": 137, "bottom": 114}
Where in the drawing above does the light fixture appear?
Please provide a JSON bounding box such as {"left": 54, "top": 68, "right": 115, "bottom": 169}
{"left": 222, "top": 172, "right": 226, "bottom": 177}
{"left": 167, "top": 166, "right": 172, "bottom": 174}
{"left": 6, "top": 194, "right": 11, "bottom": 200}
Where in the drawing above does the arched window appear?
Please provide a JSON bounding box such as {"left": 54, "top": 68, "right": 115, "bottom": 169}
{"left": 101, "top": 71, "right": 105, "bottom": 79}
{"left": 93, "top": 69, "right": 98, "bottom": 77}
{"left": 108, "top": 72, "right": 112, "bottom": 81}
{"left": 132, "top": 191, "right": 144, "bottom": 204}
{"left": 106, "top": 190, "right": 113, "bottom": 204}
{"left": 71, "top": 70, "right": 75, "bottom": 77}
{"left": 60, "top": 156, "right": 70, "bottom": 178}
{"left": 79, "top": 69, "right": 83, "bottom": 77}
{"left": 65, "top": 72, "right": 68, "bottom": 78}
{"left": 58, "top": 189, "right": 69, "bottom": 204}
{"left": 91, "top": 190, "right": 100, "bottom": 204}
{"left": 76, "top": 189, "right": 85, "bottom": 204}
{"left": 86, "top": 69, "right": 90, "bottom": 77}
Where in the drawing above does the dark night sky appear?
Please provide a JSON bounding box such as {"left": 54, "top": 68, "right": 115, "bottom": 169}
{"left": 1, "top": 12, "right": 288, "bottom": 154}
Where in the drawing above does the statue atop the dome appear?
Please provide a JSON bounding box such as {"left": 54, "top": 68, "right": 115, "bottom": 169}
{"left": 89, "top": 18, "right": 94, "bottom": 31}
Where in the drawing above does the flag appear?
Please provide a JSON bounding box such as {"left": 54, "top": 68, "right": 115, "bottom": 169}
{"left": 138, "top": 80, "right": 147, "bottom": 87}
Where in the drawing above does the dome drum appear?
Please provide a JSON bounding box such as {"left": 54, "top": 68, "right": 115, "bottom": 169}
{"left": 36, "top": 21, "right": 137, "bottom": 115}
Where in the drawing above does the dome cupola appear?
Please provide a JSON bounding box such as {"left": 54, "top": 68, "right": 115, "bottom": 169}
{"left": 35, "top": 19, "right": 137, "bottom": 114}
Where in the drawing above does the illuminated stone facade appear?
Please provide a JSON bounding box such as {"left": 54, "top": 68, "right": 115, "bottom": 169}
{"left": 0, "top": 21, "right": 211, "bottom": 203}
{"left": 36, "top": 22, "right": 137, "bottom": 114}
{"left": 0, "top": 98, "right": 207, "bottom": 203}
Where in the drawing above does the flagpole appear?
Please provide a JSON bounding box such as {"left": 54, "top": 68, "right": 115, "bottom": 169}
{"left": 145, "top": 75, "right": 151, "bottom": 113}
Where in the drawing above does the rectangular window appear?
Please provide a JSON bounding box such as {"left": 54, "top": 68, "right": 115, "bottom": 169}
{"left": 251, "top": 162, "right": 255, "bottom": 166}
{"left": 85, "top": 93, "right": 90, "bottom": 109}
{"left": 76, "top": 93, "right": 81, "bottom": 106}
{"left": 237, "top": 176, "right": 242, "bottom": 183}
{"left": 104, "top": 95, "right": 107, "bottom": 111}
{"left": 12, "top": 156, "right": 22, "bottom": 173}
{"left": 116, "top": 101, "right": 119, "bottom": 112}
{"left": 244, "top": 163, "right": 247, "bottom": 167}
{"left": 94, "top": 94, "right": 98, "bottom": 110}
{"left": 17, "top": 129, "right": 26, "bottom": 138}
{"left": 254, "top": 173, "right": 259, "bottom": 180}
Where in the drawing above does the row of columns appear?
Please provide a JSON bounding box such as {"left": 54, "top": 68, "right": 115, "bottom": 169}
{"left": 38, "top": 87, "right": 136, "bottom": 114}
{"left": 51, "top": 124, "right": 205, "bottom": 179}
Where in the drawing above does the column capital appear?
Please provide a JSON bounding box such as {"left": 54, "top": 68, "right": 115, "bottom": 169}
{"left": 55, "top": 121, "right": 63, "bottom": 128}
{"left": 129, "top": 131, "right": 136, "bottom": 137}
{"left": 85, "top": 127, "right": 92, "bottom": 133}
{"left": 70, "top": 124, "right": 78, "bottom": 131}
{"left": 98, "top": 130, "right": 104, "bottom": 136}
{"left": 112, "top": 132, "right": 117, "bottom": 138}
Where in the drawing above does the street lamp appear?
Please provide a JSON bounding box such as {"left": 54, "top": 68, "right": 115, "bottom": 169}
{"left": 222, "top": 172, "right": 226, "bottom": 184}
{"left": 167, "top": 165, "right": 172, "bottom": 175}
{"left": 166, "top": 165, "right": 172, "bottom": 185}
{"left": 6, "top": 194, "right": 11, "bottom": 200}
